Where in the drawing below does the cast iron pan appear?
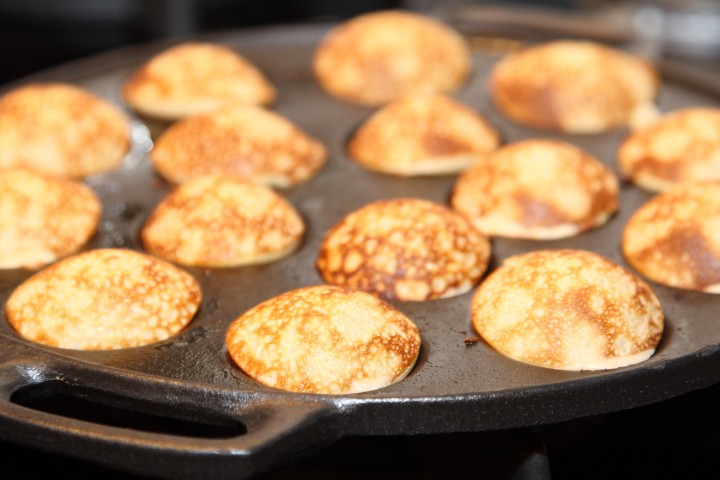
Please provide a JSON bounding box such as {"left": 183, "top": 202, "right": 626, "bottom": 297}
{"left": 0, "top": 21, "right": 719, "bottom": 480}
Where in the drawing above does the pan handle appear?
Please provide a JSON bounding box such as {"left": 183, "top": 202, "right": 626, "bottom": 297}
{"left": 0, "top": 359, "right": 337, "bottom": 479}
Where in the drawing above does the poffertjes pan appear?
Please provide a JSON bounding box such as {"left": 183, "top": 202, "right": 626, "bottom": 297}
{"left": 618, "top": 108, "right": 720, "bottom": 192}
{"left": 317, "top": 198, "right": 491, "bottom": 301}
{"left": 5, "top": 249, "right": 201, "bottom": 350}
{"left": 347, "top": 94, "right": 500, "bottom": 176}
{"left": 122, "top": 42, "right": 276, "bottom": 120}
{"left": 472, "top": 250, "right": 664, "bottom": 371}
{"left": 490, "top": 40, "right": 659, "bottom": 133}
{"left": 0, "top": 168, "right": 101, "bottom": 269}
{"left": 226, "top": 285, "right": 421, "bottom": 394}
{"left": 150, "top": 106, "right": 327, "bottom": 187}
{"left": 313, "top": 10, "right": 471, "bottom": 106}
{"left": 142, "top": 176, "right": 304, "bottom": 267}
{"left": 623, "top": 182, "right": 720, "bottom": 293}
{"left": 0, "top": 83, "right": 129, "bottom": 178}
{"left": 451, "top": 139, "right": 619, "bottom": 239}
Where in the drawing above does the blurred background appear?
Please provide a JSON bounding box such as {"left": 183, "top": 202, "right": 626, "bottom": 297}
{"left": 1, "top": 0, "right": 719, "bottom": 85}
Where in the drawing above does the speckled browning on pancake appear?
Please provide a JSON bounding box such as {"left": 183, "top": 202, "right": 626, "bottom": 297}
{"left": 122, "top": 42, "right": 276, "bottom": 120}
{"left": 317, "top": 198, "right": 491, "bottom": 301}
{"left": 0, "top": 168, "right": 101, "bottom": 269}
{"left": 623, "top": 182, "right": 720, "bottom": 292}
{"left": 490, "top": 40, "right": 659, "bottom": 133}
{"left": 142, "top": 176, "right": 304, "bottom": 267}
{"left": 618, "top": 108, "right": 720, "bottom": 192}
{"left": 472, "top": 250, "right": 664, "bottom": 371}
{"left": 150, "top": 106, "right": 327, "bottom": 187}
{"left": 226, "top": 285, "right": 421, "bottom": 394}
{"left": 451, "top": 139, "right": 619, "bottom": 239}
{"left": 0, "top": 83, "right": 130, "bottom": 178}
{"left": 5, "top": 249, "right": 201, "bottom": 350}
{"left": 313, "top": 10, "right": 471, "bottom": 106}
{"left": 347, "top": 94, "right": 500, "bottom": 176}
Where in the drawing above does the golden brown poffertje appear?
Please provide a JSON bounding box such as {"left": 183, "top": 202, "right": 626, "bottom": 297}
{"left": 472, "top": 250, "right": 664, "bottom": 371}
{"left": 451, "top": 139, "right": 619, "bottom": 240}
{"left": 5, "top": 249, "right": 201, "bottom": 350}
{"left": 317, "top": 198, "right": 491, "bottom": 301}
{"left": 623, "top": 182, "right": 720, "bottom": 293}
{"left": 313, "top": 10, "right": 471, "bottom": 106}
{"left": 347, "top": 94, "right": 500, "bottom": 176}
{"left": 0, "top": 168, "right": 101, "bottom": 269}
{"left": 490, "top": 40, "right": 659, "bottom": 133}
{"left": 0, "top": 83, "right": 130, "bottom": 178}
{"left": 122, "top": 42, "right": 276, "bottom": 120}
{"left": 226, "top": 285, "right": 421, "bottom": 394}
{"left": 150, "top": 106, "right": 327, "bottom": 187}
{"left": 618, "top": 108, "right": 720, "bottom": 192}
{"left": 142, "top": 176, "right": 304, "bottom": 267}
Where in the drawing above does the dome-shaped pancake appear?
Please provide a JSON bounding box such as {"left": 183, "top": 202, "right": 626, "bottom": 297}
{"left": 0, "top": 83, "right": 130, "bottom": 178}
{"left": 623, "top": 182, "right": 720, "bottom": 293}
{"left": 451, "top": 139, "right": 619, "bottom": 239}
{"left": 142, "top": 176, "right": 304, "bottom": 267}
{"left": 150, "top": 106, "right": 327, "bottom": 187}
{"left": 490, "top": 40, "right": 659, "bottom": 133}
{"left": 618, "top": 108, "right": 720, "bottom": 192}
{"left": 347, "top": 94, "right": 500, "bottom": 176}
{"left": 472, "top": 250, "right": 664, "bottom": 371}
{"left": 317, "top": 198, "right": 491, "bottom": 301}
{"left": 122, "top": 42, "right": 276, "bottom": 120}
{"left": 313, "top": 10, "right": 471, "bottom": 106}
{"left": 226, "top": 285, "right": 421, "bottom": 394}
{"left": 5, "top": 248, "right": 201, "bottom": 350}
{"left": 0, "top": 168, "right": 101, "bottom": 269}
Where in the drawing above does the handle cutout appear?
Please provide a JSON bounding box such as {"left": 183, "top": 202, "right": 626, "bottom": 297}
{"left": 11, "top": 380, "right": 246, "bottom": 439}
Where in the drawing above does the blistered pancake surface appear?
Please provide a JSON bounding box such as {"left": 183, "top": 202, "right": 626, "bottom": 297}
{"left": 472, "top": 250, "right": 664, "bottom": 371}
{"left": 347, "top": 94, "right": 500, "bottom": 176}
{"left": 623, "top": 182, "right": 720, "bottom": 292}
{"left": 0, "top": 83, "right": 130, "bottom": 177}
{"left": 618, "top": 108, "right": 720, "bottom": 192}
{"left": 226, "top": 285, "right": 421, "bottom": 394}
{"left": 142, "top": 176, "right": 304, "bottom": 267}
{"left": 0, "top": 168, "right": 101, "bottom": 269}
{"left": 313, "top": 10, "right": 470, "bottom": 106}
{"left": 317, "top": 198, "right": 491, "bottom": 301}
{"left": 5, "top": 249, "right": 201, "bottom": 350}
{"left": 122, "top": 42, "right": 276, "bottom": 120}
{"left": 490, "top": 40, "right": 659, "bottom": 133}
{"left": 451, "top": 139, "right": 619, "bottom": 239}
{"left": 150, "top": 106, "right": 327, "bottom": 187}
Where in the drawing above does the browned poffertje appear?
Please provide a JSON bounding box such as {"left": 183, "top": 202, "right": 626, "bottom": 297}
{"left": 472, "top": 250, "right": 664, "bottom": 371}
{"left": 618, "top": 107, "right": 720, "bottom": 192}
{"left": 226, "top": 285, "right": 421, "bottom": 394}
{"left": 317, "top": 198, "right": 491, "bottom": 301}
{"left": 122, "top": 42, "right": 276, "bottom": 120}
{"left": 5, "top": 249, "right": 202, "bottom": 350}
{"left": 0, "top": 82, "right": 130, "bottom": 178}
{"left": 451, "top": 139, "right": 619, "bottom": 240}
{"left": 490, "top": 40, "right": 659, "bottom": 133}
{"left": 0, "top": 168, "right": 101, "bottom": 269}
{"left": 347, "top": 94, "right": 501, "bottom": 176}
{"left": 150, "top": 105, "right": 327, "bottom": 188}
{"left": 623, "top": 182, "right": 720, "bottom": 293}
{"left": 142, "top": 176, "right": 304, "bottom": 267}
{"left": 313, "top": 10, "right": 471, "bottom": 106}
